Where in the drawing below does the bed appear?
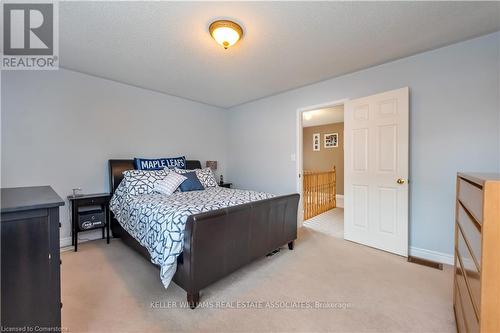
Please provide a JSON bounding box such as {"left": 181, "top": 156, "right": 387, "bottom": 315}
{"left": 108, "top": 159, "right": 300, "bottom": 308}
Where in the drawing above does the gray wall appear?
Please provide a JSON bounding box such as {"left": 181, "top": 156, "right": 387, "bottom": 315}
{"left": 227, "top": 32, "right": 500, "bottom": 256}
{"left": 1, "top": 69, "right": 228, "bottom": 245}
{"left": 2, "top": 32, "right": 499, "bottom": 255}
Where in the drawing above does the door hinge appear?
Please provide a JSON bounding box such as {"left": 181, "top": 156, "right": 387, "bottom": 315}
{"left": 48, "top": 253, "right": 51, "bottom": 260}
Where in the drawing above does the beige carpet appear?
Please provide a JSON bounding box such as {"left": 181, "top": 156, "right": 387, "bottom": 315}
{"left": 303, "top": 208, "right": 344, "bottom": 238}
{"left": 61, "top": 212, "right": 455, "bottom": 333}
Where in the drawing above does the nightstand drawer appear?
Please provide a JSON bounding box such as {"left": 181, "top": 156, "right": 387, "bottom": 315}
{"left": 74, "top": 197, "right": 107, "bottom": 206}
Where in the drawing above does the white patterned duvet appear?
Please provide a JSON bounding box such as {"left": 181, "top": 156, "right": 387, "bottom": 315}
{"left": 110, "top": 184, "right": 274, "bottom": 288}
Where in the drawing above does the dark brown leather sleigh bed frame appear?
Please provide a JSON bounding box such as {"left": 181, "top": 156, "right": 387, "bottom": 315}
{"left": 108, "top": 159, "right": 299, "bottom": 309}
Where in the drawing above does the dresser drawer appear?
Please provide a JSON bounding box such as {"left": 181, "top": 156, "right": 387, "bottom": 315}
{"left": 457, "top": 203, "right": 482, "bottom": 269}
{"left": 458, "top": 178, "right": 483, "bottom": 222}
{"left": 454, "top": 283, "right": 467, "bottom": 333}
{"left": 457, "top": 285, "right": 479, "bottom": 333}
{"left": 457, "top": 230, "right": 481, "bottom": 310}
{"left": 456, "top": 251, "right": 480, "bottom": 321}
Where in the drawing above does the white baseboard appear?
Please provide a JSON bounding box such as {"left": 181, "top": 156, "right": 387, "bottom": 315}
{"left": 336, "top": 194, "right": 344, "bottom": 208}
{"left": 409, "top": 246, "right": 454, "bottom": 265}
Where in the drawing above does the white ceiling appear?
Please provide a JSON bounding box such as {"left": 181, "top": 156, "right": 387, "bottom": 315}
{"left": 303, "top": 105, "right": 344, "bottom": 128}
{"left": 60, "top": 2, "right": 500, "bottom": 108}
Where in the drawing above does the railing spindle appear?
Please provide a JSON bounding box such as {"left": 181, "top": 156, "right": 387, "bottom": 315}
{"left": 303, "top": 167, "right": 337, "bottom": 220}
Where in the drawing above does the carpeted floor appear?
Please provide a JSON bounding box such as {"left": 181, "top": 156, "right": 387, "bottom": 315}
{"left": 303, "top": 208, "right": 344, "bottom": 238}
{"left": 61, "top": 209, "right": 455, "bottom": 333}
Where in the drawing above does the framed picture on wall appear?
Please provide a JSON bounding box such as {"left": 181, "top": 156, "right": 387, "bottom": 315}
{"left": 313, "top": 133, "right": 320, "bottom": 151}
{"left": 324, "top": 133, "right": 338, "bottom": 148}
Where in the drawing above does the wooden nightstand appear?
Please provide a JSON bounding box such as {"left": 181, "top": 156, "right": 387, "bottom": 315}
{"left": 68, "top": 193, "right": 111, "bottom": 252}
{"left": 219, "top": 182, "right": 232, "bottom": 188}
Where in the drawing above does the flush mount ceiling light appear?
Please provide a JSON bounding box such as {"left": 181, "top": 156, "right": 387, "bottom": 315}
{"left": 209, "top": 20, "right": 243, "bottom": 49}
{"left": 303, "top": 112, "right": 313, "bottom": 121}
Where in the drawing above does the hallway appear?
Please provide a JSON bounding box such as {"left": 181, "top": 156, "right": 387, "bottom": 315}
{"left": 303, "top": 208, "right": 344, "bottom": 239}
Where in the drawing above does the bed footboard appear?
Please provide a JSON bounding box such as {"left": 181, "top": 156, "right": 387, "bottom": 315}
{"left": 173, "top": 193, "right": 299, "bottom": 308}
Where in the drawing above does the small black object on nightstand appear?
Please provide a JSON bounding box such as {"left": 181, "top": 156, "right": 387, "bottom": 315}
{"left": 68, "top": 193, "right": 111, "bottom": 252}
{"left": 219, "top": 182, "right": 232, "bottom": 188}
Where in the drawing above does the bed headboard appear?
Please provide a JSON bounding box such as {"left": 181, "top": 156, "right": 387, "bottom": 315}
{"left": 108, "top": 159, "right": 202, "bottom": 194}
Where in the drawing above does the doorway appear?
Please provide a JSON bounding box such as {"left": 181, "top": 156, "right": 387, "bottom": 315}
{"left": 296, "top": 87, "right": 410, "bottom": 257}
{"left": 298, "top": 102, "right": 345, "bottom": 238}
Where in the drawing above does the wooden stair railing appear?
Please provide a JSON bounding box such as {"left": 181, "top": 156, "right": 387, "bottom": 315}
{"left": 303, "top": 166, "right": 336, "bottom": 220}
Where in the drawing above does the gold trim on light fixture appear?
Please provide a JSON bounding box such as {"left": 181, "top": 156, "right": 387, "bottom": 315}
{"left": 209, "top": 20, "right": 243, "bottom": 49}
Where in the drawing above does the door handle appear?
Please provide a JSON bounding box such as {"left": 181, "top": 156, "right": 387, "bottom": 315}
{"left": 396, "top": 178, "right": 407, "bottom": 185}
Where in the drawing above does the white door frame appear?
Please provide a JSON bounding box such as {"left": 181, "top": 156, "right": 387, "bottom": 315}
{"left": 295, "top": 98, "right": 348, "bottom": 227}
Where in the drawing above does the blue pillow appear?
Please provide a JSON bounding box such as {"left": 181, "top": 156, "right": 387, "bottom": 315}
{"left": 134, "top": 156, "right": 186, "bottom": 170}
{"left": 179, "top": 172, "right": 205, "bottom": 192}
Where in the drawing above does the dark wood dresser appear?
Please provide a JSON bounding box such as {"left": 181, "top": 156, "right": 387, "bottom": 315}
{"left": 1, "top": 186, "right": 64, "bottom": 331}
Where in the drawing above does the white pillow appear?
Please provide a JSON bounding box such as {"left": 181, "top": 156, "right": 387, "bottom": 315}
{"left": 196, "top": 168, "right": 218, "bottom": 188}
{"left": 175, "top": 167, "right": 218, "bottom": 188}
{"left": 153, "top": 172, "right": 187, "bottom": 195}
{"left": 122, "top": 169, "right": 169, "bottom": 196}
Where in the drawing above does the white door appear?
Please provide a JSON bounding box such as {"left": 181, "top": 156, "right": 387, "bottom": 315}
{"left": 344, "top": 87, "right": 409, "bottom": 256}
